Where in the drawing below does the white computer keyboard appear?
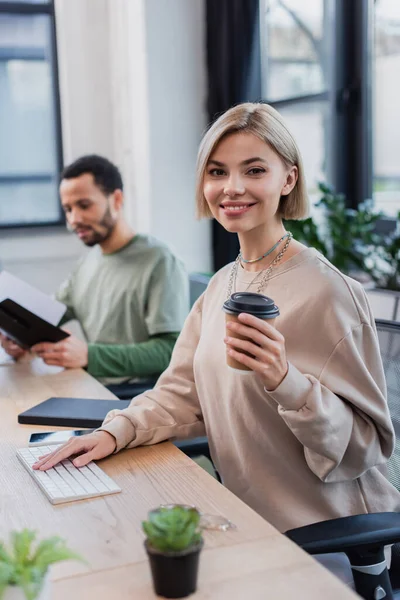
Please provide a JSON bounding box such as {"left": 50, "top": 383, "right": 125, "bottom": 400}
{"left": 16, "top": 445, "right": 121, "bottom": 505}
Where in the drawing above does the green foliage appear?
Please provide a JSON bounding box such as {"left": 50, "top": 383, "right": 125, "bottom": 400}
{"left": 369, "top": 210, "right": 400, "bottom": 291}
{"left": 283, "top": 216, "right": 327, "bottom": 256}
{"left": 0, "top": 530, "right": 83, "bottom": 600}
{"left": 285, "top": 182, "right": 384, "bottom": 276}
{"left": 142, "top": 506, "right": 202, "bottom": 553}
{"left": 284, "top": 181, "right": 400, "bottom": 290}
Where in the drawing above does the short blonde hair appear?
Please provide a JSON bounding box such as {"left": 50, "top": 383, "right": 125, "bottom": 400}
{"left": 195, "top": 102, "right": 309, "bottom": 220}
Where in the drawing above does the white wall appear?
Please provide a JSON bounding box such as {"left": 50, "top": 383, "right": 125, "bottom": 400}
{"left": 55, "top": 0, "right": 115, "bottom": 162}
{"left": 144, "top": 0, "right": 210, "bottom": 269}
{"left": 1, "top": 0, "right": 210, "bottom": 295}
{"left": 106, "top": 0, "right": 211, "bottom": 269}
{"left": 0, "top": 228, "right": 82, "bottom": 294}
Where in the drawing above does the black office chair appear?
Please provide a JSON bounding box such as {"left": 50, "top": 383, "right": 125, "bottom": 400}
{"left": 189, "top": 272, "right": 212, "bottom": 308}
{"left": 286, "top": 319, "right": 400, "bottom": 600}
{"left": 106, "top": 379, "right": 158, "bottom": 400}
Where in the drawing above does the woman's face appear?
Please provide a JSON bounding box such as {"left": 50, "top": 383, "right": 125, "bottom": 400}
{"left": 203, "top": 131, "right": 297, "bottom": 234}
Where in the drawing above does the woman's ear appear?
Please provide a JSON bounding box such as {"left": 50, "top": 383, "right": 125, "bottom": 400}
{"left": 281, "top": 166, "right": 298, "bottom": 196}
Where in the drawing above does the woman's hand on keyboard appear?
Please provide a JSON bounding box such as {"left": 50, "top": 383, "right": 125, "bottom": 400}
{"left": 32, "top": 431, "right": 117, "bottom": 470}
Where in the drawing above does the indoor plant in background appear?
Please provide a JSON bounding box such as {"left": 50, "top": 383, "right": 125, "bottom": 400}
{"left": 368, "top": 210, "right": 400, "bottom": 292}
{"left": 285, "top": 182, "right": 384, "bottom": 285}
{"left": 0, "top": 529, "right": 82, "bottom": 600}
{"left": 142, "top": 505, "right": 203, "bottom": 598}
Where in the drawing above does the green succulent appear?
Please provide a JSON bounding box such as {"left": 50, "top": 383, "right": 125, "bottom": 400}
{"left": 142, "top": 506, "right": 203, "bottom": 553}
{"left": 0, "top": 530, "right": 83, "bottom": 600}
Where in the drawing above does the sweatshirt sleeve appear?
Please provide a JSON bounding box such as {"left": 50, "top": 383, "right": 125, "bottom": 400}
{"left": 98, "top": 298, "right": 206, "bottom": 451}
{"left": 86, "top": 332, "right": 179, "bottom": 379}
{"left": 264, "top": 322, "right": 394, "bottom": 483}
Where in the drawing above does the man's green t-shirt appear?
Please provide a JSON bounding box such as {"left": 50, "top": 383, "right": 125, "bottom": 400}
{"left": 56, "top": 234, "right": 189, "bottom": 384}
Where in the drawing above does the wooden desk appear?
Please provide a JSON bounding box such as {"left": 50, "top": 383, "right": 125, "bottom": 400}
{"left": 0, "top": 360, "right": 358, "bottom": 599}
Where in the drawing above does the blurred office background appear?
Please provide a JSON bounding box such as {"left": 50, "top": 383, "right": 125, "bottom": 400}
{"left": 0, "top": 0, "right": 399, "bottom": 302}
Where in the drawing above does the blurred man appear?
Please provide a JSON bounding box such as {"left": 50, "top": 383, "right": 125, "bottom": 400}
{"left": 0, "top": 155, "right": 188, "bottom": 385}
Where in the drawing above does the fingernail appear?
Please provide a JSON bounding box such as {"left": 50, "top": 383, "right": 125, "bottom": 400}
{"left": 73, "top": 458, "right": 81, "bottom": 467}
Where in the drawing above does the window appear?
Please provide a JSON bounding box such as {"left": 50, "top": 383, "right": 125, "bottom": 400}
{"left": 261, "top": 0, "right": 400, "bottom": 218}
{"left": 260, "top": 0, "right": 333, "bottom": 202}
{"left": 374, "top": 0, "right": 400, "bottom": 217}
{"left": 0, "top": 0, "right": 62, "bottom": 228}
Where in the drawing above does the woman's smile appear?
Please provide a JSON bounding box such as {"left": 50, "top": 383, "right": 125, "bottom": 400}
{"left": 220, "top": 201, "right": 257, "bottom": 217}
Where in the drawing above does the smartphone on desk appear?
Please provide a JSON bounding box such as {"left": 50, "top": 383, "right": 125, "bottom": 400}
{"left": 29, "top": 429, "right": 95, "bottom": 447}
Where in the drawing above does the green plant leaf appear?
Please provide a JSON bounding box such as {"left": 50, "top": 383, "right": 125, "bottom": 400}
{"left": 0, "top": 582, "right": 6, "bottom": 600}
{"left": 32, "top": 538, "right": 83, "bottom": 572}
{"left": 0, "top": 563, "right": 15, "bottom": 585}
{"left": 11, "top": 530, "right": 36, "bottom": 567}
{"left": 0, "top": 530, "right": 84, "bottom": 600}
{"left": 0, "top": 543, "right": 12, "bottom": 566}
{"left": 18, "top": 567, "right": 43, "bottom": 600}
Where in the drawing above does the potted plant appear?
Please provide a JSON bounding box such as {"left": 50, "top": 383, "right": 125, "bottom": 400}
{"left": 284, "top": 181, "right": 400, "bottom": 305}
{"left": 142, "top": 505, "right": 203, "bottom": 598}
{"left": 0, "top": 529, "right": 82, "bottom": 600}
{"left": 285, "top": 182, "right": 383, "bottom": 281}
{"left": 369, "top": 210, "right": 400, "bottom": 292}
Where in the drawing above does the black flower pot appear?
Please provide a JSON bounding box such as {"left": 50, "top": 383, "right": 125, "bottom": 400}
{"left": 145, "top": 539, "right": 203, "bottom": 598}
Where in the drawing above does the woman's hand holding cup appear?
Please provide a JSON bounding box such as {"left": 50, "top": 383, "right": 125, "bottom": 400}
{"left": 223, "top": 292, "right": 288, "bottom": 391}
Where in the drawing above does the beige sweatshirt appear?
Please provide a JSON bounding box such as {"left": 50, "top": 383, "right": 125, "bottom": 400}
{"left": 100, "top": 248, "right": 400, "bottom": 532}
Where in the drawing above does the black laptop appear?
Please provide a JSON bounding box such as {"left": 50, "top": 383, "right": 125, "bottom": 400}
{"left": 0, "top": 298, "right": 69, "bottom": 349}
{"left": 18, "top": 397, "right": 131, "bottom": 428}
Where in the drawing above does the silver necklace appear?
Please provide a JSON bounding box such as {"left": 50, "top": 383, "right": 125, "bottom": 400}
{"left": 239, "top": 232, "right": 290, "bottom": 264}
{"left": 226, "top": 232, "right": 293, "bottom": 299}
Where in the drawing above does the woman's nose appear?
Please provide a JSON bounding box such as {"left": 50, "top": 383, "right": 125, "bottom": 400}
{"left": 223, "top": 175, "right": 245, "bottom": 197}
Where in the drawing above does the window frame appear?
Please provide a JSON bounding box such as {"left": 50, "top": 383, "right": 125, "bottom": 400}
{"left": 260, "top": 0, "right": 376, "bottom": 211}
{"left": 0, "top": 0, "right": 64, "bottom": 230}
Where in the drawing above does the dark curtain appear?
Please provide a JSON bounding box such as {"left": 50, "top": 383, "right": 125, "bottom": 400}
{"left": 206, "top": 0, "right": 262, "bottom": 271}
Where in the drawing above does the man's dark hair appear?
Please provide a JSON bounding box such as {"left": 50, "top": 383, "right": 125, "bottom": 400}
{"left": 61, "top": 154, "right": 123, "bottom": 194}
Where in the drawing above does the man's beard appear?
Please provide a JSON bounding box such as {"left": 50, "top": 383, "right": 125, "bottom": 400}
{"left": 69, "top": 206, "right": 116, "bottom": 246}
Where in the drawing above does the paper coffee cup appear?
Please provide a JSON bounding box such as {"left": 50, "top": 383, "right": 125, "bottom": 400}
{"left": 222, "top": 292, "right": 280, "bottom": 371}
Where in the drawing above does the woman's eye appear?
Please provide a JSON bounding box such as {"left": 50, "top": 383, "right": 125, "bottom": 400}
{"left": 208, "top": 168, "right": 226, "bottom": 176}
{"left": 247, "top": 167, "right": 265, "bottom": 175}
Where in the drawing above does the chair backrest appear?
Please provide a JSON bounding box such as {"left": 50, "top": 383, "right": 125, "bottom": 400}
{"left": 367, "top": 289, "right": 400, "bottom": 322}
{"left": 189, "top": 273, "right": 211, "bottom": 308}
{"left": 375, "top": 319, "right": 400, "bottom": 491}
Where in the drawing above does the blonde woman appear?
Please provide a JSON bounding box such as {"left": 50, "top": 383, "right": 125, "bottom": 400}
{"left": 34, "top": 103, "right": 400, "bottom": 532}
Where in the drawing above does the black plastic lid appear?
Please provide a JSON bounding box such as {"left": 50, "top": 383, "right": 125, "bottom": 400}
{"left": 223, "top": 292, "right": 280, "bottom": 318}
